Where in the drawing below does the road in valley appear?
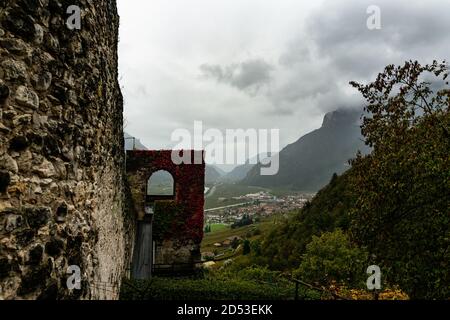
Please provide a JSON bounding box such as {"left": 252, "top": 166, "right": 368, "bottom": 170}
{"left": 204, "top": 202, "right": 253, "bottom": 212}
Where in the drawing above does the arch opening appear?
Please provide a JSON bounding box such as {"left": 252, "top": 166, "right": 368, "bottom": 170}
{"left": 146, "top": 170, "right": 175, "bottom": 201}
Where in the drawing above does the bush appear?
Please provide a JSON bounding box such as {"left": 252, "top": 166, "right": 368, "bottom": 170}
{"left": 252, "top": 228, "right": 262, "bottom": 236}
{"left": 293, "top": 230, "right": 368, "bottom": 288}
{"left": 242, "top": 240, "right": 251, "bottom": 255}
{"left": 120, "top": 266, "right": 320, "bottom": 300}
{"left": 121, "top": 277, "right": 292, "bottom": 300}
{"left": 250, "top": 240, "right": 262, "bottom": 256}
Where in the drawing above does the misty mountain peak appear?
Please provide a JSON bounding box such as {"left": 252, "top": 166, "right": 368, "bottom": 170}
{"left": 321, "top": 109, "right": 361, "bottom": 128}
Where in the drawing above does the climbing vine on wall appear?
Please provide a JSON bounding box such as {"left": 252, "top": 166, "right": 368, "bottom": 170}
{"left": 152, "top": 201, "right": 185, "bottom": 241}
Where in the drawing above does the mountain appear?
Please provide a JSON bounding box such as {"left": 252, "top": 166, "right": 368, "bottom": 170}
{"left": 220, "top": 163, "right": 255, "bottom": 182}
{"left": 241, "top": 108, "right": 370, "bottom": 192}
{"left": 218, "top": 154, "right": 274, "bottom": 182}
{"left": 124, "top": 132, "right": 148, "bottom": 150}
{"left": 212, "top": 166, "right": 227, "bottom": 177}
{"left": 205, "top": 165, "right": 225, "bottom": 185}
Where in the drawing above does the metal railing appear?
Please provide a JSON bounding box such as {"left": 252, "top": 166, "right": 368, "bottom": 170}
{"left": 282, "top": 274, "right": 349, "bottom": 300}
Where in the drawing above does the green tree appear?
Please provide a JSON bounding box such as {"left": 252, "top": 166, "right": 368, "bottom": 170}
{"left": 349, "top": 60, "right": 450, "bottom": 299}
{"left": 293, "top": 230, "right": 368, "bottom": 288}
{"left": 231, "top": 238, "right": 240, "bottom": 249}
{"left": 250, "top": 240, "right": 262, "bottom": 256}
{"left": 243, "top": 240, "right": 251, "bottom": 255}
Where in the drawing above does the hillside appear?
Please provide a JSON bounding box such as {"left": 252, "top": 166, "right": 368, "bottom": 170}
{"left": 241, "top": 109, "right": 370, "bottom": 191}
{"left": 220, "top": 163, "right": 255, "bottom": 182}
{"left": 205, "top": 165, "right": 224, "bottom": 185}
{"left": 255, "top": 170, "right": 356, "bottom": 270}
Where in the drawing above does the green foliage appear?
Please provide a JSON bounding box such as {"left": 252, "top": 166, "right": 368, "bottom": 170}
{"left": 254, "top": 171, "right": 356, "bottom": 270}
{"left": 250, "top": 240, "right": 262, "bottom": 256}
{"left": 209, "top": 223, "right": 228, "bottom": 233}
{"left": 217, "top": 265, "right": 285, "bottom": 284}
{"left": 152, "top": 201, "right": 184, "bottom": 241}
{"left": 120, "top": 264, "right": 325, "bottom": 300}
{"left": 231, "top": 214, "right": 253, "bottom": 229}
{"left": 349, "top": 60, "right": 450, "bottom": 299}
{"left": 121, "top": 274, "right": 293, "bottom": 300}
{"left": 293, "top": 230, "right": 368, "bottom": 288}
{"left": 242, "top": 240, "right": 251, "bottom": 255}
{"left": 231, "top": 238, "right": 240, "bottom": 249}
{"left": 252, "top": 228, "right": 262, "bottom": 236}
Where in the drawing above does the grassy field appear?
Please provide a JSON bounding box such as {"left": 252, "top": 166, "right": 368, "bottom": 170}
{"left": 201, "top": 217, "right": 282, "bottom": 256}
{"left": 211, "top": 223, "right": 229, "bottom": 232}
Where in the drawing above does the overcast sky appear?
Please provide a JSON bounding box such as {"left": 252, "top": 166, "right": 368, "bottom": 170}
{"left": 117, "top": 0, "right": 449, "bottom": 170}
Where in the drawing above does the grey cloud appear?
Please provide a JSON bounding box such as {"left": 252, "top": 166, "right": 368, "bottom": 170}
{"left": 268, "top": 0, "right": 450, "bottom": 114}
{"left": 118, "top": 0, "right": 449, "bottom": 156}
{"left": 278, "top": 36, "right": 312, "bottom": 67}
{"left": 306, "top": 0, "right": 450, "bottom": 75}
{"left": 200, "top": 59, "right": 274, "bottom": 94}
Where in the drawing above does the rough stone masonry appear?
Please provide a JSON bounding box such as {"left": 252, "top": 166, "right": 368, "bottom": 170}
{"left": 0, "top": 0, "right": 133, "bottom": 299}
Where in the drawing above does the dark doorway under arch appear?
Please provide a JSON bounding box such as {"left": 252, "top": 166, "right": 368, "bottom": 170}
{"left": 133, "top": 170, "right": 177, "bottom": 279}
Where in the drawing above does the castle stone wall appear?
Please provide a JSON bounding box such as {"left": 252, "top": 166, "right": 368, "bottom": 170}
{"left": 0, "top": 0, "right": 132, "bottom": 299}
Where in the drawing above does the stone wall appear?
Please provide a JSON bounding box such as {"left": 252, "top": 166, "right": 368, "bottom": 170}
{"left": 0, "top": 0, "right": 132, "bottom": 299}
{"left": 126, "top": 150, "right": 204, "bottom": 268}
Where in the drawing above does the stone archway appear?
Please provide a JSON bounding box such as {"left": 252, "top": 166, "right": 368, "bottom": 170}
{"left": 126, "top": 150, "right": 205, "bottom": 278}
{"left": 147, "top": 170, "right": 175, "bottom": 198}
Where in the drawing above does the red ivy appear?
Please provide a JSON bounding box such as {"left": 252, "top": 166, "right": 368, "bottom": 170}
{"left": 127, "top": 150, "right": 205, "bottom": 244}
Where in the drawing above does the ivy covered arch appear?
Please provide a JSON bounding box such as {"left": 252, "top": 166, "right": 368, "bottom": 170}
{"left": 126, "top": 150, "right": 205, "bottom": 272}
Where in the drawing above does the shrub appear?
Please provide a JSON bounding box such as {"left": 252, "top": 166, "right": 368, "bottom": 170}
{"left": 120, "top": 266, "right": 320, "bottom": 300}
{"left": 242, "top": 240, "right": 251, "bottom": 255}
{"left": 293, "top": 230, "right": 368, "bottom": 288}
{"left": 253, "top": 228, "right": 262, "bottom": 236}
{"left": 121, "top": 277, "right": 292, "bottom": 300}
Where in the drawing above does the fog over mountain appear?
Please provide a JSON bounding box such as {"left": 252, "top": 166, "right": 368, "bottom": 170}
{"left": 241, "top": 108, "right": 370, "bottom": 191}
